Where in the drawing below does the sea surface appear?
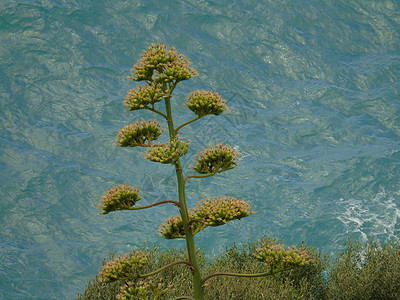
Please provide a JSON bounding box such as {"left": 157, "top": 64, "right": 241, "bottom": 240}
{"left": 0, "top": 0, "right": 399, "bottom": 298}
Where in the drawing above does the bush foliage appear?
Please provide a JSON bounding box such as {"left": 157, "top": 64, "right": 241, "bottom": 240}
{"left": 77, "top": 237, "right": 400, "bottom": 300}
{"left": 327, "top": 238, "right": 400, "bottom": 300}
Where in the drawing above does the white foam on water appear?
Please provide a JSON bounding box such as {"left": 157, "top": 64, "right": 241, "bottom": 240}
{"left": 337, "top": 188, "right": 400, "bottom": 243}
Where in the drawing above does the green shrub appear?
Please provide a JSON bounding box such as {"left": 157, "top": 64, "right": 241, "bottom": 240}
{"left": 78, "top": 237, "right": 400, "bottom": 299}
{"left": 327, "top": 238, "right": 400, "bottom": 300}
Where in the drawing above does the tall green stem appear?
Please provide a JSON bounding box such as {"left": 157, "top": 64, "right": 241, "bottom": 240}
{"left": 164, "top": 93, "right": 205, "bottom": 300}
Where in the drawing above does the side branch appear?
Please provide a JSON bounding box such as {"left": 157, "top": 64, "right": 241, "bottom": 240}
{"left": 145, "top": 106, "right": 169, "bottom": 120}
{"left": 202, "top": 267, "right": 293, "bottom": 283}
{"left": 187, "top": 218, "right": 207, "bottom": 230}
{"left": 137, "top": 260, "right": 194, "bottom": 279}
{"left": 114, "top": 260, "right": 193, "bottom": 281}
{"left": 99, "top": 199, "right": 180, "bottom": 215}
{"left": 116, "top": 143, "right": 152, "bottom": 148}
{"left": 175, "top": 115, "right": 201, "bottom": 134}
{"left": 184, "top": 167, "right": 222, "bottom": 182}
{"left": 127, "top": 200, "right": 180, "bottom": 211}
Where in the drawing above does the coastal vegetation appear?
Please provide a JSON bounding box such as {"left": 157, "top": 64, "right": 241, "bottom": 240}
{"left": 79, "top": 44, "right": 400, "bottom": 299}
{"left": 78, "top": 237, "right": 400, "bottom": 299}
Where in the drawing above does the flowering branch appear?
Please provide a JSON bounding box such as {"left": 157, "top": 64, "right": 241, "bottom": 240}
{"left": 99, "top": 251, "right": 193, "bottom": 282}
{"left": 202, "top": 242, "right": 311, "bottom": 283}
{"left": 115, "top": 120, "right": 164, "bottom": 148}
{"left": 190, "top": 143, "right": 240, "bottom": 174}
{"left": 158, "top": 197, "right": 253, "bottom": 239}
{"left": 97, "top": 184, "right": 179, "bottom": 215}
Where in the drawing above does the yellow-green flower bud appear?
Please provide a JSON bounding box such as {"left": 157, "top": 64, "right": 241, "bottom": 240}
{"left": 123, "top": 82, "right": 165, "bottom": 111}
{"left": 184, "top": 89, "right": 229, "bottom": 117}
{"left": 253, "top": 242, "right": 311, "bottom": 272}
{"left": 193, "top": 196, "right": 253, "bottom": 227}
{"left": 98, "top": 250, "right": 149, "bottom": 283}
{"left": 115, "top": 119, "right": 164, "bottom": 147}
{"left": 97, "top": 184, "right": 141, "bottom": 214}
{"left": 145, "top": 138, "right": 189, "bottom": 164}
{"left": 191, "top": 143, "right": 240, "bottom": 174}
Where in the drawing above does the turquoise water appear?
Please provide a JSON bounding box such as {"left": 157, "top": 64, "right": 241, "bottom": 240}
{"left": 1, "top": 0, "right": 399, "bottom": 298}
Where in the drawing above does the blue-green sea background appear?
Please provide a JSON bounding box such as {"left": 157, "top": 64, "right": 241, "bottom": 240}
{"left": 1, "top": 0, "right": 399, "bottom": 298}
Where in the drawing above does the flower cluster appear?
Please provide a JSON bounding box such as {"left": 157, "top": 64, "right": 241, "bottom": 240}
{"left": 158, "top": 215, "right": 185, "bottom": 239}
{"left": 158, "top": 211, "right": 203, "bottom": 239}
{"left": 191, "top": 143, "right": 240, "bottom": 174}
{"left": 124, "top": 82, "right": 165, "bottom": 111}
{"left": 253, "top": 243, "right": 310, "bottom": 271}
{"left": 97, "top": 184, "right": 141, "bottom": 215}
{"left": 129, "top": 43, "right": 177, "bottom": 81}
{"left": 157, "top": 54, "right": 198, "bottom": 84}
{"left": 98, "top": 250, "right": 149, "bottom": 283}
{"left": 159, "top": 197, "right": 252, "bottom": 239}
{"left": 193, "top": 196, "right": 253, "bottom": 226}
{"left": 117, "top": 280, "right": 168, "bottom": 300}
{"left": 128, "top": 43, "right": 197, "bottom": 84}
{"left": 145, "top": 139, "right": 189, "bottom": 164}
{"left": 115, "top": 120, "right": 163, "bottom": 147}
{"left": 185, "top": 90, "right": 229, "bottom": 117}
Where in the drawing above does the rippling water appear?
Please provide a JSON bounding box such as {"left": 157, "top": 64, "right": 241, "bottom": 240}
{"left": 1, "top": 0, "right": 399, "bottom": 298}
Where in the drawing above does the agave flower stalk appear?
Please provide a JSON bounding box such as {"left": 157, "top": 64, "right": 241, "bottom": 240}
{"left": 96, "top": 43, "right": 310, "bottom": 300}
